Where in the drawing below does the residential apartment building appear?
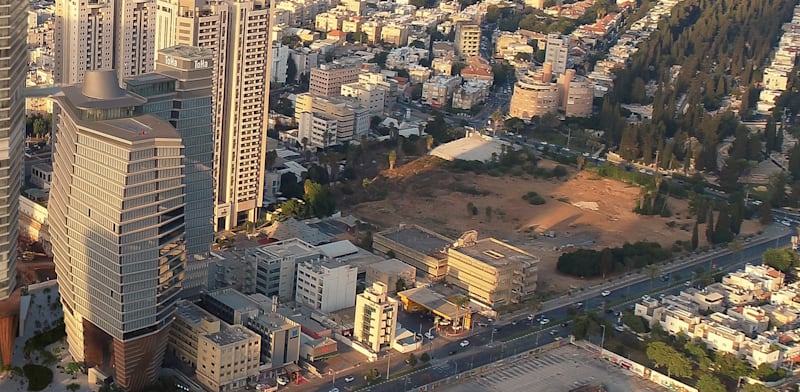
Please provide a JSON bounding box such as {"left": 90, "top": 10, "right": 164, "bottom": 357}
{"left": 354, "top": 282, "right": 398, "bottom": 353}
{"left": 373, "top": 224, "right": 453, "bottom": 280}
{"left": 422, "top": 75, "right": 462, "bottom": 109}
{"left": 452, "top": 80, "right": 491, "bottom": 110}
{"left": 246, "top": 311, "right": 301, "bottom": 368}
{"left": 0, "top": 0, "right": 26, "bottom": 367}
{"left": 298, "top": 112, "right": 339, "bottom": 149}
{"left": 454, "top": 22, "right": 480, "bottom": 58}
{"left": 248, "top": 238, "right": 324, "bottom": 301}
{"left": 155, "top": 0, "right": 272, "bottom": 230}
{"left": 509, "top": 65, "right": 559, "bottom": 120}
{"left": 49, "top": 70, "right": 187, "bottom": 391}
{"left": 309, "top": 58, "right": 362, "bottom": 96}
{"left": 341, "top": 82, "right": 386, "bottom": 115}
{"left": 170, "top": 301, "right": 220, "bottom": 368}
{"left": 446, "top": 232, "right": 539, "bottom": 307}
{"left": 557, "top": 70, "right": 594, "bottom": 118}
{"left": 196, "top": 323, "right": 261, "bottom": 392}
{"left": 125, "top": 46, "right": 216, "bottom": 295}
{"left": 55, "top": 0, "right": 156, "bottom": 84}
{"left": 381, "top": 23, "right": 409, "bottom": 47}
{"left": 295, "top": 93, "right": 370, "bottom": 143}
{"left": 295, "top": 260, "right": 357, "bottom": 313}
{"left": 544, "top": 34, "right": 570, "bottom": 75}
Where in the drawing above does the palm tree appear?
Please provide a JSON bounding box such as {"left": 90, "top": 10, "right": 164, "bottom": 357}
{"left": 389, "top": 150, "right": 397, "bottom": 170}
{"left": 490, "top": 110, "right": 504, "bottom": 135}
{"left": 453, "top": 295, "right": 470, "bottom": 331}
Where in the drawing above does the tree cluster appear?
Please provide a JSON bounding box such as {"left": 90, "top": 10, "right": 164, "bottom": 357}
{"left": 762, "top": 248, "right": 800, "bottom": 273}
{"left": 280, "top": 179, "right": 337, "bottom": 219}
{"left": 556, "top": 241, "right": 671, "bottom": 278}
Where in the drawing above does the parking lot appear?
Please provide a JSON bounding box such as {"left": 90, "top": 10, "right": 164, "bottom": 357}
{"left": 440, "top": 344, "right": 666, "bottom": 392}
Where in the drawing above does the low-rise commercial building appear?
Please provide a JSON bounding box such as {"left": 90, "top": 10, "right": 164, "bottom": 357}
{"left": 446, "top": 232, "right": 539, "bottom": 307}
{"left": 246, "top": 312, "right": 302, "bottom": 369}
{"left": 248, "top": 239, "right": 324, "bottom": 301}
{"left": 296, "top": 260, "right": 358, "bottom": 313}
{"left": 309, "top": 58, "right": 362, "bottom": 96}
{"left": 366, "top": 259, "right": 416, "bottom": 294}
{"left": 373, "top": 224, "right": 454, "bottom": 280}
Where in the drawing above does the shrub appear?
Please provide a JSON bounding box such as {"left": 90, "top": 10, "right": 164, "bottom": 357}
{"left": 23, "top": 364, "right": 53, "bottom": 391}
{"left": 522, "top": 191, "right": 546, "bottom": 205}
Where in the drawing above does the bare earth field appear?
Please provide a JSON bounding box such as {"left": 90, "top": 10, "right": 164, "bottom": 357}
{"left": 346, "top": 157, "right": 762, "bottom": 294}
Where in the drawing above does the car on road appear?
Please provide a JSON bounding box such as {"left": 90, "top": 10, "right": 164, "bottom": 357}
{"left": 561, "top": 322, "right": 569, "bottom": 327}
{"left": 344, "top": 375, "right": 355, "bottom": 383}
{"left": 277, "top": 376, "right": 289, "bottom": 386}
{"left": 549, "top": 330, "right": 558, "bottom": 336}
{"left": 527, "top": 314, "right": 535, "bottom": 321}
{"left": 539, "top": 318, "right": 550, "bottom": 325}
{"left": 660, "top": 274, "right": 670, "bottom": 282}
{"left": 605, "top": 308, "right": 614, "bottom": 314}
{"left": 511, "top": 320, "right": 518, "bottom": 325}
{"left": 615, "top": 325, "right": 625, "bottom": 332}
{"left": 601, "top": 290, "right": 611, "bottom": 297}
{"left": 476, "top": 322, "right": 488, "bottom": 327}
{"left": 574, "top": 302, "right": 583, "bottom": 308}
{"left": 684, "top": 281, "right": 692, "bottom": 287}
{"left": 460, "top": 340, "right": 470, "bottom": 347}
{"left": 330, "top": 388, "right": 340, "bottom": 392}
{"left": 424, "top": 332, "right": 435, "bottom": 340}
{"left": 641, "top": 294, "right": 651, "bottom": 301}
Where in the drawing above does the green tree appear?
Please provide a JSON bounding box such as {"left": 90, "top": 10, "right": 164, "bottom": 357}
{"left": 691, "top": 221, "right": 699, "bottom": 250}
{"left": 741, "top": 383, "right": 776, "bottom": 392}
{"left": 714, "top": 352, "right": 750, "bottom": 379}
{"left": 762, "top": 248, "right": 800, "bottom": 272}
{"left": 712, "top": 210, "right": 734, "bottom": 244}
{"left": 420, "top": 352, "right": 430, "bottom": 363}
{"left": 646, "top": 342, "right": 692, "bottom": 378}
{"left": 705, "top": 210, "right": 714, "bottom": 244}
{"left": 696, "top": 374, "right": 725, "bottom": 392}
{"left": 758, "top": 201, "right": 773, "bottom": 224}
{"left": 303, "top": 180, "right": 336, "bottom": 218}
{"left": 621, "top": 314, "right": 648, "bottom": 333}
{"left": 396, "top": 278, "right": 407, "bottom": 292}
{"left": 407, "top": 353, "right": 417, "bottom": 367}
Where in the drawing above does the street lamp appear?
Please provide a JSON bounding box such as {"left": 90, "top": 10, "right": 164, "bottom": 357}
{"left": 600, "top": 325, "right": 607, "bottom": 356}
{"left": 490, "top": 328, "right": 496, "bottom": 345}
{"left": 329, "top": 369, "right": 336, "bottom": 385}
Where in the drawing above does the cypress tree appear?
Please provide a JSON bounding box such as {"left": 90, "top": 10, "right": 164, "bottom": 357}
{"left": 691, "top": 221, "right": 699, "bottom": 250}
{"left": 705, "top": 209, "right": 714, "bottom": 244}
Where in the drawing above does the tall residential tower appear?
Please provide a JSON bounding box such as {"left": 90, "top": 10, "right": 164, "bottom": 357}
{"left": 49, "top": 70, "right": 187, "bottom": 391}
{"left": 0, "top": 0, "right": 27, "bottom": 367}
{"left": 155, "top": 0, "right": 272, "bottom": 230}
{"left": 54, "top": 0, "right": 157, "bottom": 85}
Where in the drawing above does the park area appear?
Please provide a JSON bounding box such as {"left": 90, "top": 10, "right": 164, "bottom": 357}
{"left": 345, "top": 156, "right": 763, "bottom": 294}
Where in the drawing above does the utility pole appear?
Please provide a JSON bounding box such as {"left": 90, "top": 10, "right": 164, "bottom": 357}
{"left": 600, "top": 325, "right": 607, "bottom": 357}
{"left": 387, "top": 354, "right": 391, "bottom": 380}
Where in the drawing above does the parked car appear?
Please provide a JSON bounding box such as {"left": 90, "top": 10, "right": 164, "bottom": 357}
{"left": 277, "top": 376, "right": 289, "bottom": 386}
{"left": 539, "top": 318, "right": 550, "bottom": 325}
{"left": 424, "top": 332, "right": 435, "bottom": 340}
{"left": 460, "top": 340, "right": 470, "bottom": 347}
{"left": 527, "top": 314, "right": 535, "bottom": 321}
{"left": 344, "top": 376, "right": 355, "bottom": 383}
{"left": 601, "top": 290, "right": 611, "bottom": 297}
{"left": 641, "top": 294, "right": 651, "bottom": 301}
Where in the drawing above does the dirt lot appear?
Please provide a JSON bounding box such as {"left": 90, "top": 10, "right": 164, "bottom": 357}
{"left": 345, "top": 157, "right": 762, "bottom": 295}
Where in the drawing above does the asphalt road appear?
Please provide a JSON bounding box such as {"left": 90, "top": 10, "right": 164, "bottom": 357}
{"left": 306, "top": 225, "right": 792, "bottom": 392}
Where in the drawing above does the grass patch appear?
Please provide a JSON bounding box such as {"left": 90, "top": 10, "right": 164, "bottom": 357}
{"left": 388, "top": 363, "right": 431, "bottom": 380}
{"left": 23, "top": 364, "right": 53, "bottom": 391}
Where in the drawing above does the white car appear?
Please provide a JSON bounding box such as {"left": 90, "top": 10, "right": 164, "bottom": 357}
{"left": 424, "top": 332, "right": 435, "bottom": 340}
{"left": 460, "top": 340, "right": 470, "bottom": 347}
{"left": 344, "top": 375, "right": 355, "bottom": 383}
{"left": 615, "top": 325, "right": 625, "bottom": 332}
{"left": 601, "top": 290, "right": 611, "bottom": 297}
{"left": 641, "top": 294, "right": 651, "bottom": 301}
{"left": 330, "top": 388, "right": 340, "bottom": 392}
{"left": 276, "top": 376, "right": 289, "bottom": 386}
{"left": 527, "top": 314, "right": 535, "bottom": 321}
{"left": 539, "top": 318, "right": 550, "bottom": 325}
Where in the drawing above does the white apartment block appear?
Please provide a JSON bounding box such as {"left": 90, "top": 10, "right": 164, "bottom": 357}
{"left": 248, "top": 238, "right": 324, "bottom": 301}
{"left": 156, "top": 0, "right": 272, "bottom": 230}
{"left": 354, "top": 282, "right": 398, "bottom": 353}
{"left": 341, "top": 82, "right": 386, "bottom": 115}
{"left": 544, "top": 34, "right": 570, "bottom": 75}
{"left": 55, "top": 0, "right": 156, "bottom": 85}
{"left": 295, "top": 260, "right": 357, "bottom": 313}
{"left": 272, "top": 43, "right": 290, "bottom": 85}
{"left": 299, "top": 112, "right": 339, "bottom": 149}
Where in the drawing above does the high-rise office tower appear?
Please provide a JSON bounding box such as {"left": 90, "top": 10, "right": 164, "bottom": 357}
{"left": 126, "top": 46, "right": 215, "bottom": 295}
{"left": 155, "top": 0, "right": 271, "bottom": 230}
{"left": 54, "top": 0, "right": 157, "bottom": 85}
{"left": 0, "top": 0, "right": 27, "bottom": 367}
{"left": 49, "top": 70, "right": 186, "bottom": 391}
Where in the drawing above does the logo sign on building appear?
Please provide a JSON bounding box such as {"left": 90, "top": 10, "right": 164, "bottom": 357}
{"left": 165, "top": 56, "right": 178, "bottom": 67}
{"left": 194, "top": 59, "right": 209, "bottom": 69}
